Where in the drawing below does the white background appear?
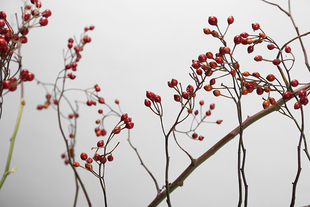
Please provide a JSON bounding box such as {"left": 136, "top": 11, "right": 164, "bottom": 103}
{"left": 1, "top": 0, "right": 310, "bottom": 206}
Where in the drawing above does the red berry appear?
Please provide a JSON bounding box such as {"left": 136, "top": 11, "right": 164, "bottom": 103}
{"left": 113, "top": 127, "right": 121, "bottom": 134}
{"left": 291, "top": 79, "right": 299, "bottom": 87}
{"left": 247, "top": 45, "right": 254, "bottom": 53}
{"left": 97, "top": 140, "right": 104, "bottom": 147}
{"left": 68, "top": 114, "right": 74, "bottom": 119}
{"left": 37, "top": 105, "right": 43, "bottom": 110}
{"left": 174, "top": 94, "right": 181, "bottom": 102}
{"left": 154, "top": 95, "right": 161, "bottom": 103}
{"left": 208, "top": 16, "right": 218, "bottom": 26}
{"left": 85, "top": 163, "right": 93, "bottom": 170}
{"left": 294, "top": 102, "right": 302, "bottom": 109}
{"left": 194, "top": 110, "right": 199, "bottom": 116}
{"left": 240, "top": 32, "right": 249, "bottom": 38}
{"left": 73, "top": 162, "right": 80, "bottom": 167}
{"left": 203, "top": 28, "right": 211, "bottom": 35}
{"left": 25, "top": 72, "right": 34, "bottom": 81}
{"left": 192, "top": 133, "right": 198, "bottom": 139}
{"left": 186, "top": 85, "right": 194, "bottom": 95}
{"left": 89, "top": 25, "right": 95, "bottom": 30}
{"left": 204, "top": 84, "right": 212, "bottom": 92}
{"left": 125, "top": 122, "right": 134, "bottom": 129}
{"left": 144, "top": 99, "right": 151, "bottom": 107}
{"left": 146, "top": 91, "right": 155, "bottom": 100}
{"left": 198, "top": 136, "right": 204, "bottom": 141}
{"left": 252, "top": 72, "right": 260, "bottom": 78}
{"left": 269, "top": 97, "right": 276, "bottom": 105}
{"left": 42, "top": 9, "right": 52, "bottom": 17}
{"left": 39, "top": 17, "right": 48, "bottom": 26}
{"left": 198, "top": 54, "right": 207, "bottom": 62}
{"left": 267, "top": 44, "right": 275, "bottom": 50}
{"left": 256, "top": 87, "right": 264, "bottom": 95}
{"left": 234, "top": 35, "right": 242, "bottom": 45}
{"left": 99, "top": 97, "right": 105, "bottom": 104}
{"left": 182, "top": 92, "right": 189, "bottom": 99}
{"left": 209, "top": 78, "right": 216, "bottom": 85}
{"left": 86, "top": 100, "right": 92, "bottom": 106}
{"left": 192, "top": 60, "right": 201, "bottom": 69}
{"left": 227, "top": 16, "right": 234, "bottom": 24}
{"left": 298, "top": 90, "right": 307, "bottom": 98}
{"left": 285, "top": 46, "right": 291, "bottom": 53}
{"left": 215, "top": 57, "right": 223, "bottom": 64}
{"left": 86, "top": 157, "right": 93, "bottom": 163}
{"left": 2, "top": 80, "right": 11, "bottom": 89}
{"left": 272, "top": 59, "right": 281, "bottom": 65}
{"left": 210, "top": 103, "right": 215, "bottom": 110}
{"left": 263, "top": 100, "right": 270, "bottom": 109}
{"left": 101, "top": 129, "right": 107, "bottom": 136}
{"left": 266, "top": 74, "right": 275, "bottom": 82}
{"left": 206, "top": 111, "right": 211, "bottom": 116}
{"left": 223, "top": 47, "right": 230, "bottom": 54}
{"left": 199, "top": 100, "right": 204, "bottom": 106}
{"left": 283, "top": 92, "right": 293, "bottom": 101}
{"left": 254, "top": 55, "right": 262, "bottom": 61}
{"left": 300, "top": 97, "right": 309, "bottom": 105}
{"left": 94, "top": 154, "right": 101, "bottom": 161}
{"left": 74, "top": 46, "right": 80, "bottom": 53}
{"left": 80, "top": 152, "right": 88, "bottom": 160}
{"left": 252, "top": 23, "right": 260, "bottom": 30}
{"left": 213, "top": 90, "right": 220, "bottom": 97}
{"left": 216, "top": 120, "right": 222, "bottom": 124}
{"left": 107, "top": 155, "right": 114, "bottom": 162}
{"left": 0, "top": 11, "right": 7, "bottom": 19}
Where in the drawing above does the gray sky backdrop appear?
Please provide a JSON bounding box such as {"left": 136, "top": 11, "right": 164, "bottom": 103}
{"left": 1, "top": 0, "right": 310, "bottom": 206}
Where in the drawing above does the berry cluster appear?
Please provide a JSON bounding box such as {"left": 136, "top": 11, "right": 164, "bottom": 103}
{"left": 74, "top": 112, "right": 134, "bottom": 172}
{"left": 201, "top": 16, "right": 308, "bottom": 110}
{"left": 0, "top": 2, "right": 51, "bottom": 99}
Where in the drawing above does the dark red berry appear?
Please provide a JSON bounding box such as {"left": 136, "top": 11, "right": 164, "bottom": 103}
{"left": 97, "top": 140, "right": 104, "bottom": 147}
{"left": 39, "top": 17, "right": 48, "bottom": 26}
{"left": 198, "top": 54, "right": 207, "bottom": 63}
{"left": 80, "top": 152, "right": 88, "bottom": 160}
{"left": 144, "top": 99, "right": 151, "bottom": 107}
{"left": 192, "top": 60, "right": 201, "bottom": 69}
{"left": 247, "top": 45, "right": 254, "bottom": 53}
{"left": 266, "top": 74, "right": 275, "bottom": 82}
{"left": 208, "top": 16, "right": 217, "bottom": 26}
{"left": 192, "top": 133, "right": 198, "bottom": 139}
{"left": 42, "top": 9, "right": 52, "bottom": 17}
{"left": 216, "top": 120, "right": 222, "bottom": 124}
{"left": 254, "top": 55, "right": 262, "bottom": 61}
{"left": 234, "top": 35, "right": 242, "bottom": 45}
{"left": 182, "top": 92, "right": 189, "bottom": 99}
{"left": 291, "top": 79, "right": 299, "bottom": 87}
{"left": 252, "top": 23, "right": 260, "bottom": 30}
{"left": 272, "top": 59, "right": 281, "bottom": 66}
{"left": 2, "top": 80, "right": 11, "bottom": 89}
{"left": 107, "top": 155, "right": 114, "bottom": 162}
{"left": 294, "top": 102, "right": 301, "bottom": 109}
{"left": 283, "top": 92, "right": 293, "bottom": 101}
{"left": 267, "top": 44, "right": 275, "bottom": 50}
{"left": 298, "top": 90, "right": 307, "bottom": 98}
{"left": 227, "top": 16, "right": 234, "bottom": 24}
{"left": 285, "top": 46, "right": 291, "bottom": 53}
{"left": 300, "top": 97, "right": 309, "bottom": 105}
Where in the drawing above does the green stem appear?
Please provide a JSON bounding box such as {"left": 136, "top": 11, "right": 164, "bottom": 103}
{"left": 0, "top": 98, "right": 24, "bottom": 189}
{"left": 148, "top": 83, "right": 310, "bottom": 207}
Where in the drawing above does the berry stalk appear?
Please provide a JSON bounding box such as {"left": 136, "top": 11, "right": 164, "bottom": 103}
{"left": 0, "top": 98, "right": 24, "bottom": 189}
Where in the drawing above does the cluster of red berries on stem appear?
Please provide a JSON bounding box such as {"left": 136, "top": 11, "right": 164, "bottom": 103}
{"left": 0, "top": 3, "right": 51, "bottom": 98}
{"left": 201, "top": 15, "right": 308, "bottom": 111}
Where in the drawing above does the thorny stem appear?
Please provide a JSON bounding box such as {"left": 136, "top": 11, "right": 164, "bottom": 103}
{"left": 147, "top": 83, "right": 310, "bottom": 207}
{"left": 0, "top": 98, "right": 24, "bottom": 189}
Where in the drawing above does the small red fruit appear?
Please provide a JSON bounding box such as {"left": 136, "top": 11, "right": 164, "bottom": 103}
{"left": 80, "top": 152, "right": 88, "bottom": 160}
{"left": 252, "top": 23, "right": 260, "bottom": 30}
{"left": 198, "top": 54, "right": 207, "bottom": 62}
{"left": 291, "top": 79, "right": 299, "bottom": 87}
{"left": 247, "top": 45, "right": 254, "bottom": 53}
{"left": 154, "top": 95, "right": 161, "bottom": 103}
{"left": 174, "top": 94, "right": 181, "bottom": 102}
{"left": 285, "top": 46, "right": 291, "bottom": 53}
{"left": 294, "top": 102, "right": 301, "bottom": 109}
{"left": 266, "top": 74, "right": 275, "bottom": 82}
{"left": 2, "top": 80, "right": 11, "bottom": 89}
{"left": 208, "top": 16, "right": 218, "bottom": 26}
{"left": 254, "top": 55, "right": 263, "bottom": 61}
{"left": 192, "top": 60, "right": 201, "bottom": 69}
{"left": 267, "top": 44, "right": 275, "bottom": 50}
{"left": 213, "top": 90, "right": 220, "bottom": 97}
{"left": 107, "top": 155, "right": 114, "bottom": 162}
{"left": 192, "top": 133, "right": 198, "bottom": 139}
{"left": 39, "top": 17, "right": 48, "bottom": 26}
{"left": 283, "top": 92, "right": 293, "bottom": 101}
{"left": 227, "top": 16, "right": 234, "bottom": 24}
{"left": 272, "top": 59, "right": 281, "bottom": 66}
{"left": 203, "top": 28, "right": 211, "bottom": 35}
{"left": 198, "top": 136, "right": 204, "bottom": 141}
{"left": 263, "top": 100, "right": 270, "bottom": 109}
{"left": 298, "top": 90, "right": 307, "bottom": 98}
{"left": 216, "top": 120, "right": 222, "bottom": 124}
{"left": 73, "top": 162, "right": 80, "bottom": 167}
{"left": 97, "top": 140, "right": 104, "bottom": 147}
{"left": 199, "top": 100, "right": 204, "bottom": 106}
{"left": 144, "top": 99, "right": 151, "bottom": 107}
{"left": 300, "top": 97, "right": 309, "bottom": 105}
